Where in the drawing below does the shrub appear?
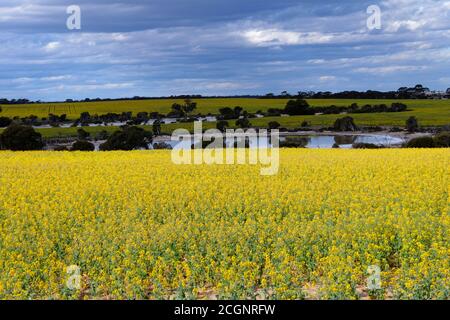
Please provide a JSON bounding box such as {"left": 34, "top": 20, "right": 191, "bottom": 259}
{"left": 268, "top": 121, "right": 281, "bottom": 129}
{"left": 333, "top": 117, "right": 359, "bottom": 132}
{"left": 266, "top": 108, "right": 282, "bottom": 117}
{"left": 219, "top": 107, "right": 243, "bottom": 120}
{"left": 71, "top": 140, "right": 95, "bottom": 151}
{"left": 152, "top": 120, "right": 162, "bottom": 136}
{"left": 171, "top": 99, "right": 197, "bottom": 119}
{"left": 280, "top": 137, "right": 309, "bottom": 148}
{"left": 390, "top": 103, "right": 408, "bottom": 112}
{"left": 179, "top": 117, "right": 198, "bottom": 123}
{"left": 0, "top": 124, "right": 44, "bottom": 151}
{"left": 100, "top": 126, "right": 153, "bottom": 151}
{"left": 235, "top": 118, "right": 251, "bottom": 129}
{"left": 284, "top": 99, "right": 314, "bottom": 116}
{"left": 406, "top": 116, "right": 419, "bottom": 133}
{"left": 301, "top": 121, "right": 311, "bottom": 128}
{"left": 390, "top": 127, "right": 404, "bottom": 133}
{"left": 80, "top": 112, "right": 91, "bottom": 123}
{"left": 352, "top": 143, "right": 382, "bottom": 149}
{"left": 153, "top": 142, "right": 172, "bottom": 150}
{"left": 219, "top": 107, "right": 233, "bottom": 116}
{"left": 77, "top": 128, "right": 90, "bottom": 140}
{"left": 53, "top": 145, "right": 69, "bottom": 151}
{"left": 362, "top": 126, "right": 384, "bottom": 132}
{"left": 136, "top": 112, "right": 149, "bottom": 123}
{"left": 433, "top": 132, "right": 450, "bottom": 147}
{"left": 405, "top": 137, "right": 435, "bottom": 148}
{"left": 0, "top": 117, "right": 12, "bottom": 128}
{"left": 95, "top": 130, "right": 109, "bottom": 141}
{"left": 216, "top": 120, "right": 229, "bottom": 132}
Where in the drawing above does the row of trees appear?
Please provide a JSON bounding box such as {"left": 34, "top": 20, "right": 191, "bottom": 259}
{"left": 0, "top": 115, "right": 445, "bottom": 151}
{"left": 0, "top": 99, "right": 198, "bottom": 129}
{"left": 264, "top": 85, "right": 447, "bottom": 99}
{"left": 0, "top": 124, "right": 154, "bottom": 151}
{"left": 265, "top": 99, "right": 408, "bottom": 117}
{"left": 264, "top": 90, "right": 402, "bottom": 99}
{"left": 406, "top": 132, "right": 450, "bottom": 148}
{"left": 68, "top": 126, "right": 154, "bottom": 151}
{"left": 0, "top": 98, "right": 409, "bottom": 130}
{"left": 70, "top": 100, "right": 196, "bottom": 126}
{"left": 314, "top": 103, "right": 408, "bottom": 115}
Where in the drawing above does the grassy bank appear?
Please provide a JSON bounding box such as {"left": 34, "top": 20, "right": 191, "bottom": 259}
{"left": 0, "top": 115, "right": 447, "bottom": 139}
{"left": 0, "top": 98, "right": 448, "bottom": 138}
{"left": 1, "top": 98, "right": 449, "bottom": 124}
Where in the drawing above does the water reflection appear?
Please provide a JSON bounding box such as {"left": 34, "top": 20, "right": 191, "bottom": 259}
{"left": 163, "top": 134, "right": 403, "bottom": 150}
{"left": 334, "top": 135, "right": 357, "bottom": 145}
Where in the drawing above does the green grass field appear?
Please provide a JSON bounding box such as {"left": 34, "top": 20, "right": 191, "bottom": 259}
{"left": 1, "top": 98, "right": 284, "bottom": 118}
{"left": 0, "top": 98, "right": 449, "bottom": 138}
{"left": 1, "top": 98, "right": 449, "bottom": 122}
{"left": 12, "top": 113, "right": 445, "bottom": 139}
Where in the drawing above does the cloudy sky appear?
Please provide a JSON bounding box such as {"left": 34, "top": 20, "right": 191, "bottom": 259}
{"left": 1, "top": 0, "right": 449, "bottom": 101}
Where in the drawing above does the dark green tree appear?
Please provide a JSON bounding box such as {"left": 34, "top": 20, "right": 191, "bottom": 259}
{"left": 405, "top": 137, "right": 435, "bottom": 148}
{"left": 152, "top": 119, "right": 162, "bottom": 136}
{"left": 268, "top": 121, "right": 281, "bottom": 129}
{"left": 406, "top": 116, "right": 419, "bottom": 133}
{"left": 80, "top": 112, "right": 91, "bottom": 123}
{"left": 433, "top": 132, "right": 450, "bottom": 147}
{"left": 77, "top": 128, "right": 90, "bottom": 140}
{"left": 284, "top": 99, "right": 314, "bottom": 115}
{"left": 99, "top": 126, "right": 153, "bottom": 151}
{"left": 95, "top": 130, "right": 109, "bottom": 141}
{"left": 333, "top": 117, "right": 359, "bottom": 132}
{"left": 136, "top": 112, "right": 149, "bottom": 124}
{"left": 0, "top": 117, "right": 12, "bottom": 127}
{"left": 236, "top": 117, "right": 251, "bottom": 129}
{"left": 233, "top": 106, "right": 243, "bottom": 118}
{"left": 301, "top": 121, "right": 311, "bottom": 128}
{"left": 71, "top": 140, "right": 95, "bottom": 151}
{"left": 216, "top": 120, "right": 229, "bottom": 132}
{"left": 0, "top": 124, "right": 44, "bottom": 150}
{"left": 183, "top": 99, "right": 197, "bottom": 116}
{"left": 171, "top": 99, "right": 197, "bottom": 119}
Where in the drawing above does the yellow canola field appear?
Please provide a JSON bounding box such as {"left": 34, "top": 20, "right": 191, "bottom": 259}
{"left": 0, "top": 150, "right": 448, "bottom": 300}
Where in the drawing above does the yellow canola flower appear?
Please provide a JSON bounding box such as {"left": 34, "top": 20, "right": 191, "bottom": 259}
{"left": 0, "top": 149, "right": 448, "bottom": 300}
